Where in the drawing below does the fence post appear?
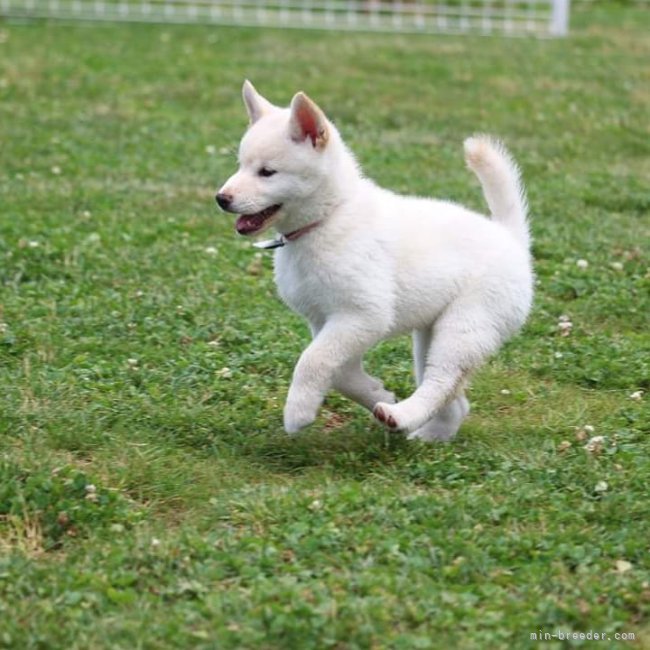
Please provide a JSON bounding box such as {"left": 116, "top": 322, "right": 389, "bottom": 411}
{"left": 550, "top": 0, "right": 570, "bottom": 36}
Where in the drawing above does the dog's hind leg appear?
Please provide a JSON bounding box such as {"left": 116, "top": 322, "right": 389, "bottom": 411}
{"left": 408, "top": 327, "right": 470, "bottom": 442}
{"left": 374, "top": 303, "right": 501, "bottom": 433}
{"left": 333, "top": 357, "right": 396, "bottom": 410}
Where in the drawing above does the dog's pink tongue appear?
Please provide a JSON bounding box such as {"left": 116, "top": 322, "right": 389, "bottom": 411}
{"left": 236, "top": 214, "right": 264, "bottom": 235}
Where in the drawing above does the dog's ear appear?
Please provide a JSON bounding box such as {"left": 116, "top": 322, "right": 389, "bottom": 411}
{"left": 288, "top": 92, "right": 329, "bottom": 149}
{"left": 242, "top": 79, "right": 274, "bottom": 124}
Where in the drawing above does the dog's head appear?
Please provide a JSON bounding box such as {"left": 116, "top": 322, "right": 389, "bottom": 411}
{"left": 216, "top": 80, "right": 335, "bottom": 237}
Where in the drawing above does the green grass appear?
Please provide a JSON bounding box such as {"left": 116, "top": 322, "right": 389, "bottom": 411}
{"left": 1, "top": 5, "right": 649, "bottom": 648}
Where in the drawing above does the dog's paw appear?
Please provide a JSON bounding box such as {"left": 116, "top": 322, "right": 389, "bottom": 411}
{"left": 372, "top": 402, "right": 400, "bottom": 430}
{"left": 372, "top": 399, "right": 430, "bottom": 433}
{"left": 283, "top": 403, "right": 317, "bottom": 435}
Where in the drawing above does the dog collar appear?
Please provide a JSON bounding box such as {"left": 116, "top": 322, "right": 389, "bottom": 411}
{"left": 253, "top": 220, "right": 321, "bottom": 250}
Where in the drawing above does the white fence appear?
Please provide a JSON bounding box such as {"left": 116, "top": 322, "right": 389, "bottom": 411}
{"left": 0, "top": 0, "right": 570, "bottom": 36}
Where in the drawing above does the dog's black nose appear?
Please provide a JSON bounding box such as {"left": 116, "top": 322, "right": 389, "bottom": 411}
{"left": 216, "top": 192, "right": 233, "bottom": 211}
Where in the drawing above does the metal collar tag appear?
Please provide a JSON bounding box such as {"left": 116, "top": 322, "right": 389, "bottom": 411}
{"left": 253, "top": 236, "right": 286, "bottom": 250}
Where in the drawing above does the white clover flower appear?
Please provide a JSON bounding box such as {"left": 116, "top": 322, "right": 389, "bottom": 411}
{"left": 205, "top": 246, "right": 218, "bottom": 255}
{"left": 554, "top": 351, "right": 564, "bottom": 359}
{"left": 51, "top": 165, "right": 62, "bottom": 175}
{"left": 127, "top": 358, "right": 139, "bottom": 368}
{"left": 28, "top": 240, "right": 40, "bottom": 248}
{"left": 500, "top": 389, "right": 511, "bottom": 395}
{"left": 151, "top": 537, "right": 161, "bottom": 547}
{"left": 610, "top": 261, "right": 624, "bottom": 272}
{"left": 205, "top": 144, "right": 216, "bottom": 155}
{"left": 615, "top": 560, "right": 632, "bottom": 573}
{"left": 594, "top": 481, "right": 608, "bottom": 493}
{"left": 558, "top": 317, "right": 573, "bottom": 336}
{"left": 584, "top": 435, "right": 605, "bottom": 454}
{"left": 576, "top": 259, "right": 589, "bottom": 269}
{"left": 630, "top": 390, "right": 643, "bottom": 401}
{"left": 576, "top": 424, "right": 595, "bottom": 442}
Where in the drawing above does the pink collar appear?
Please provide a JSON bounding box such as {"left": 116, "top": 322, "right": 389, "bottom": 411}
{"left": 253, "top": 220, "right": 321, "bottom": 250}
{"left": 283, "top": 220, "right": 322, "bottom": 242}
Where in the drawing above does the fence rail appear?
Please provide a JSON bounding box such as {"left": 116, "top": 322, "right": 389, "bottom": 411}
{"left": 0, "top": 0, "right": 571, "bottom": 36}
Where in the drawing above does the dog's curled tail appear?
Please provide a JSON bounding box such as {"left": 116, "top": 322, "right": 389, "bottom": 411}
{"left": 464, "top": 135, "right": 530, "bottom": 250}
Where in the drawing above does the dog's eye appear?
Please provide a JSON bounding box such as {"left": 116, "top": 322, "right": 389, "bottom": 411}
{"left": 258, "top": 167, "right": 277, "bottom": 178}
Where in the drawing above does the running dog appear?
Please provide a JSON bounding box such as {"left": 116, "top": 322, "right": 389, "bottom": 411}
{"left": 216, "top": 81, "right": 533, "bottom": 441}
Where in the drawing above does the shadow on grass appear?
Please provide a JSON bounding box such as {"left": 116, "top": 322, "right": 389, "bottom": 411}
{"left": 232, "top": 423, "right": 417, "bottom": 477}
{"left": 228, "top": 420, "right": 549, "bottom": 490}
{"left": 38, "top": 396, "right": 552, "bottom": 489}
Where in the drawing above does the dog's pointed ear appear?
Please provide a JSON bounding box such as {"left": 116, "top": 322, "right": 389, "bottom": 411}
{"left": 242, "top": 79, "right": 274, "bottom": 124}
{"left": 288, "top": 92, "right": 329, "bottom": 149}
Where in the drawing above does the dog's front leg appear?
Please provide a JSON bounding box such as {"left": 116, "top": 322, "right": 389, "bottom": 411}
{"left": 284, "top": 316, "right": 384, "bottom": 434}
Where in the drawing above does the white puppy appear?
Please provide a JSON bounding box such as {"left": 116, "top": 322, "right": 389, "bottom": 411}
{"left": 217, "top": 81, "right": 533, "bottom": 441}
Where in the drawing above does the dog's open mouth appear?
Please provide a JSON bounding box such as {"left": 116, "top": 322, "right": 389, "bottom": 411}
{"left": 235, "top": 204, "right": 282, "bottom": 236}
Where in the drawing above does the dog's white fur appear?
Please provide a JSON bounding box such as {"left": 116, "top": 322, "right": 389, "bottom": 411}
{"left": 218, "top": 81, "right": 533, "bottom": 441}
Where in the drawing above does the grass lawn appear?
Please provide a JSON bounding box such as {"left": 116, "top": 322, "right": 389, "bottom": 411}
{"left": 1, "top": 4, "right": 649, "bottom": 648}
